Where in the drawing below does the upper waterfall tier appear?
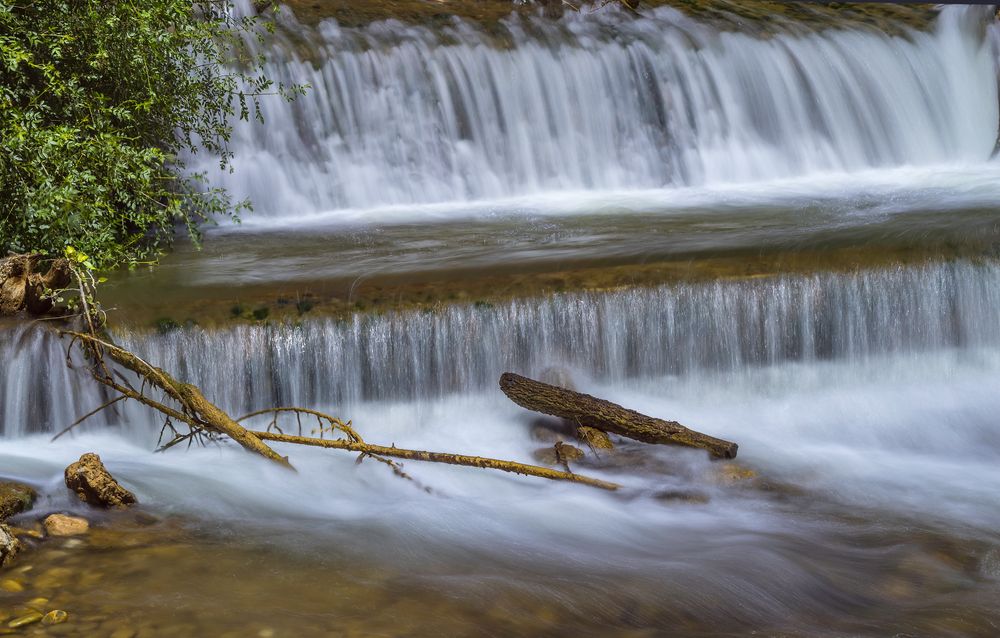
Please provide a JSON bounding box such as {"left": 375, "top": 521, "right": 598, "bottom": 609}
{"left": 201, "top": 4, "right": 999, "bottom": 217}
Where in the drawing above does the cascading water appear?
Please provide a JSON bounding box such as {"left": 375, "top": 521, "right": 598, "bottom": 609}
{"left": 4, "top": 259, "right": 1000, "bottom": 438}
{"left": 201, "top": 3, "right": 998, "bottom": 217}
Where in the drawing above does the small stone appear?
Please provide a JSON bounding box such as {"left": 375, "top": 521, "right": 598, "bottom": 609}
{"left": 41, "top": 611, "right": 68, "bottom": 626}
{"left": 43, "top": 514, "right": 89, "bottom": 537}
{"left": 0, "top": 579, "right": 24, "bottom": 592}
{"left": 26, "top": 598, "right": 49, "bottom": 609}
{"left": 64, "top": 453, "right": 137, "bottom": 509}
{"left": 653, "top": 489, "right": 711, "bottom": 504}
{"left": 34, "top": 567, "right": 72, "bottom": 589}
{"left": 0, "top": 482, "right": 37, "bottom": 520}
{"left": 576, "top": 426, "right": 614, "bottom": 450}
{"left": 7, "top": 612, "right": 43, "bottom": 629}
{"left": 711, "top": 463, "right": 759, "bottom": 487}
{"left": 0, "top": 524, "right": 24, "bottom": 567}
{"left": 10, "top": 526, "right": 43, "bottom": 539}
{"left": 109, "top": 628, "right": 137, "bottom": 638}
{"left": 531, "top": 442, "right": 585, "bottom": 466}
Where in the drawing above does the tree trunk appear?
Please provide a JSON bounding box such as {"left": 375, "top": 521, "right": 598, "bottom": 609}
{"left": 499, "top": 372, "right": 738, "bottom": 459}
{"left": 0, "top": 255, "right": 70, "bottom": 316}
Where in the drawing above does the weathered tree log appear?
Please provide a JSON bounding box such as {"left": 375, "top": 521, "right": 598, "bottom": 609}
{"left": 499, "top": 372, "right": 738, "bottom": 459}
{"left": 250, "top": 430, "right": 621, "bottom": 491}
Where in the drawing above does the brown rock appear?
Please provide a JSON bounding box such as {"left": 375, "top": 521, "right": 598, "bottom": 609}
{"left": 41, "top": 610, "right": 68, "bottom": 626}
{"left": 0, "top": 524, "right": 23, "bottom": 567}
{"left": 64, "top": 453, "right": 137, "bottom": 508}
{"left": 6, "top": 611, "right": 42, "bottom": 629}
{"left": 43, "top": 514, "right": 89, "bottom": 537}
{"left": 0, "top": 482, "right": 36, "bottom": 520}
{"left": 576, "top": 426, "right": 614, "bottom": 450}
{"left": 711, "top": 463, "right": 759, "bottom": 487}
{"left": 532, "top": 441, "right": 585, "bottom": 466}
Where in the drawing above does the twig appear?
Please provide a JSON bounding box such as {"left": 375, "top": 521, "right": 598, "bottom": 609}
{"left": 51, "top": 395, "right": 126, "bottom": 441}
{"left": 250, "top": 431, "right": 621, "bottom": 491}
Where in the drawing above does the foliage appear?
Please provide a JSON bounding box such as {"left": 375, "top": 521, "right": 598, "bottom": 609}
{"left": 0, "top": 0, "right": 301, "bottom": 268}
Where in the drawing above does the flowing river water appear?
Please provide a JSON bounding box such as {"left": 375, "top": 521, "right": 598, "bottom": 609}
{"left": 4, "top": 2, "right": 1000, "bottom": 636}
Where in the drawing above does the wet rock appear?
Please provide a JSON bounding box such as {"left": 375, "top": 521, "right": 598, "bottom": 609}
{"left": 532, "top": 442, "right": 585, "bottom": 466}
{"left": 7, "top": 612, "right": 43, "bottom": 629}
{"left": 10, "top": 525, "right": 43, "bottom": 540}
{"left": 0, "top": 578, "right": 24, "bottom": 592}
{"left": 64, "top": 453, "right": 137, "bottom": 509}
{"left": 0, "top": 482, "right": 36, "bottom": 520}
{"left": 0, "top": 525, "right": 23, "bottom": 567}
{"left": 41, "top": 611, "right": 68, "bottom": 626}
{"left": 43, "top": 514, "right": 89, "bottom": 537}
{"left": 710, "top": 462, "right": 759, "bottom": 487}
{"left": 34, "top": 567, "right": 72, "bottom": 589}
{"left": 576, "top": 426, "right": 613, "bottom": 450}
{"left": 653, "top": 489, "right": 711, "bottom": 504}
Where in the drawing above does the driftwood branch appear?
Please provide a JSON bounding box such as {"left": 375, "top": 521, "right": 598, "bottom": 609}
{"left": 61, "top": 330, "right": 294, "bottom": 469}
{"left": 58, "top": 329, "right": 617, "bottom": 491}
{"left": 499, "top": 372, "right": 738, "bottom": 459}
{"left": 250, "top": 431, "right": 621, "bottom": 491}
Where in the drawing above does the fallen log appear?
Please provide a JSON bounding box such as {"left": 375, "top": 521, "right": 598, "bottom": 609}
{"left": 499, "top": 372, "right": 738, "bottom": 459}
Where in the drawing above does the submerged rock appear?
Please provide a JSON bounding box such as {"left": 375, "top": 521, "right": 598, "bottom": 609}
{"left": 43, "top": 514, "right": 89, "bottom": 537}
{"left": 7, "top": 611, "right": 43, "bottom": 629}
{"left": 710, "top": 463, "right": 759, "bottom": 487}
{"left": 0, "top": 524, "right": 23, "bottom": 567}
{"left": 576, "top": 426, "right": 614, "bottom": 450}
{"left": 532, "top": 442, "right": 585, "bottom": 466}
{"left": 64, "top": 453, "right": 137, "bottom": 509}
{"left": 41, "top": 610, "right": 68, "bottom": 626}
{"left": 0, "top": 482, "right": 37, "bottom": 520}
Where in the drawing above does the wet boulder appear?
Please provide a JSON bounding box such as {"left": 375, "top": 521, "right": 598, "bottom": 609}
{"left": 0, "top": 481, "right": 37, "bottom": 520}
{"left": 64, "top": 453, "right": 137, "bottom": 509}
{"left": 0, "top": 523, "right": 24, "bottom": 566}
{"left": 43, "top": 514, "right": 89, "bottom": 537}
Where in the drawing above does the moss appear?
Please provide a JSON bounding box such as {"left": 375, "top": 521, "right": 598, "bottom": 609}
{"left": 295, "top": 299, "right": 315, "bottom": 315}
{"left": 155, "top": 317, "right": 181, "bottom": 334}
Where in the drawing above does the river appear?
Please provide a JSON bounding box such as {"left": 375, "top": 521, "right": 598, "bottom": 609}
{"left": 2, "top": 3, "right": 1000, "bottom": 636}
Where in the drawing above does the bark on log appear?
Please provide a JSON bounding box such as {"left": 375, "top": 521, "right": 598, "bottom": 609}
{"left": 0, "top": 255, "right": 70, "bottom": 316}
{"left": 499, "top": 372, "right": 738, "bottom": 459}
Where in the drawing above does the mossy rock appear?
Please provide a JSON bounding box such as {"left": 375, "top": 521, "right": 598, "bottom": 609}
{"left": 0, "top": 482, "right": 36, "bottom": 520}
{"left": 576, "top": 426, "right": 614, "bottom": 450}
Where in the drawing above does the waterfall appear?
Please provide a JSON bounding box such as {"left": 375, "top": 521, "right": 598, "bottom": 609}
{"left": 4, "top": 259, "right": 1000, "bottom": 438}
{"left": 198, "top": 4, "right": 999, "bottom": 217}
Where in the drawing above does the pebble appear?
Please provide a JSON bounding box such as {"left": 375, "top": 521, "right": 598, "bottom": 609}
{"left": 7, "top": 612, "right": 43, "bottom": 629}
{"left": 0, "top": 579, "right": 24, "bottom": 592}
{"left": 41, "top": 610, "right": 68, "bottom": 626}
